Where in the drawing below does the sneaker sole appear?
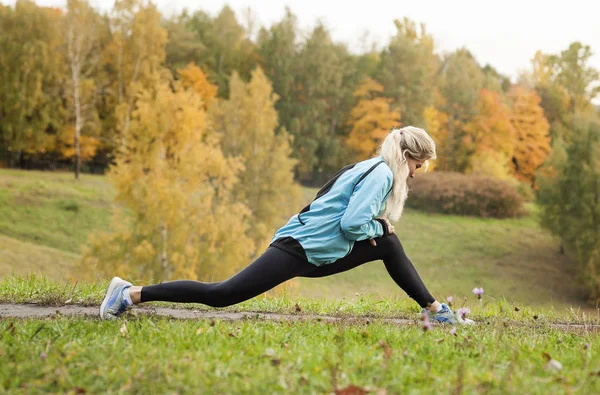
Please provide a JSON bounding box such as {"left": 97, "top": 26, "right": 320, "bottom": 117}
{"left": 100, "top": 276, "right": 125, "bottom": 320}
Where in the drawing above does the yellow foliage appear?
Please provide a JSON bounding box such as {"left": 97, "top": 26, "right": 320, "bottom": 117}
{"left": 53, "top": 125, "right": 100, "bottom": 162}
{"left": 346, "top": 78, "right": 401, "bottom": 160}
{"left": 79, "top": 71, "right": 256, "bottom": 282}
{"left": 423, "top": 105, "right": 449, "bottom": 171}
{"left": 469, "top": 150, "right": 514, "bottom": 180}
{"left": 177, "top": 63, "right": 218, "bottom": 109}
{"left": 209, "top": 67, "right": 303, "bottom": 257}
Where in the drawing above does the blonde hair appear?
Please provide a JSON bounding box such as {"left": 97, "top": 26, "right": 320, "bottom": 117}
{"left": 374, "top": 126, "right": 437, "bottom": 222}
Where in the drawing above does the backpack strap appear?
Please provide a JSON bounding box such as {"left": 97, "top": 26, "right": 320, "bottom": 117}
{"left": 297, "top": 160, "right": 392, "bottom": 225}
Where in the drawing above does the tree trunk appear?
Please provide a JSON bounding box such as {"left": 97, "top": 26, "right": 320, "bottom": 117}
{"left": 161, "top": 223, "right": 169, "bottom": 277}
{"left": 73, "top": 64, "right": 81, "bottom": 180}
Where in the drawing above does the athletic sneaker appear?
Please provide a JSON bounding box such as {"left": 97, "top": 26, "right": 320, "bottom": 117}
{"left": 100, "top": 277, "right": 134, "bottom": 320}
{"left": 421, "top": 303, "right": 475, "bottom": 325}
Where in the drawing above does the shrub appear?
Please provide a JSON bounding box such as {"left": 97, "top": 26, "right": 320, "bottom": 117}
{"left": 58, "top": 199, "right": 80, "bottom": 213}
{"left": 406, "top": 172, "right": 526, "bottom": 218}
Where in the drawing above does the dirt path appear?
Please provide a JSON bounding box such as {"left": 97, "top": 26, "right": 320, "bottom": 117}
{"left": 2, "top": 303, "right": 600, "bottom": 332}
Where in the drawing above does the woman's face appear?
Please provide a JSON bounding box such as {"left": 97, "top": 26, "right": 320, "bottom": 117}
{"left": 406, "top": 156, "right": 425, "bottom": 179}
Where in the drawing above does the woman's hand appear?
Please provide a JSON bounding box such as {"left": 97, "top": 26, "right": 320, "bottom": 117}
{"left": 370, "top": 218, "right": 394, "bottom": 246}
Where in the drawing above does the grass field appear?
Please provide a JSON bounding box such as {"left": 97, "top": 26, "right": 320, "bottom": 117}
{"left": 1, "top": 276, "right": 599, "bottom": 394}
{"left": 1, "top": 169, "right": 600, "bottom": 393}
{"left": 0, "top": 168, "right": 590, "bottom": 311}
{"left": 3, "top": 315, "right": 599, "bottom": 394}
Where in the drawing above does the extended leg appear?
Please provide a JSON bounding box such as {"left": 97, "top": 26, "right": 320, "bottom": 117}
{"left": 139, "top": 247, "right": 315, "bottom": 307}
{"left": 301, "top": 234, "right": 435, "bottom": 308}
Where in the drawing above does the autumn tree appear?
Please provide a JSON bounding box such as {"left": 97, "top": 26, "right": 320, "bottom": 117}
{"left": 508, "top": 86, "right": 551, "bottom": 186}
{"left": 177, "top": 63, "right": 218, "bottom": 110}
{"left": 465, "top": 89, "right": 515, "bottom": 179}
{"left": 63, "top": 0, "right": 103, "bottom": 178}
{"left": 437, "top": 48, "right": 485, "bottom": 172}
{"left": 209, "top": 68, "right": 302, "bottom": 254}
{"left": 104, "top": 0, "right": 167, "bottom": 146}
{"left": 80, "top": 72, "right": 255, "bottom": 281}
{"left": 0, "top": 0, "right": 65, "bottom": 161}
{"left": 422, "top": 103, "right": 448, "bottom": 171}
{"left": 346, "top": 78, "right": 401, "bottom": 160}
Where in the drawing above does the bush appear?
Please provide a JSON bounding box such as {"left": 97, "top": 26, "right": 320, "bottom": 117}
{"left": 57, "top": 199, "right": 80, "bottom": 213}
{"left": 406, "top": 172, "right": 526, "bottom": 218}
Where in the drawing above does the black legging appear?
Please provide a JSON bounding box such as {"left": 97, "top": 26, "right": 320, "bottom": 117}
{"left": 141, "top": 233, "right": 436, "bottom": 308}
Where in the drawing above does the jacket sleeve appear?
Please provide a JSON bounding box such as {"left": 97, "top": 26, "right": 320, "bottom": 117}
{"left": 340, "top": 167, "right": 393, "bottom": 241}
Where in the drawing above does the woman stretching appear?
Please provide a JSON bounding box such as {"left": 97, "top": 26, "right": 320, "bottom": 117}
{"left": 100, "top": 126, "right": 471, "bottom": 325}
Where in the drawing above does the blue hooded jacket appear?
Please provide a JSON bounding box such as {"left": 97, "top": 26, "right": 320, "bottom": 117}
{"left": 270, "top": 155, "right": 394, "bottom": 266}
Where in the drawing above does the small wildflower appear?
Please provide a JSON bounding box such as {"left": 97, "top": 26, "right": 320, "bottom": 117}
{"left": 421, "top": 311, "right": 432, "bottom": 332}
{"left": 584, "top": 343, "right": 591, "bottom": 350}
{"left": 450, "top": 326, "right": 457, "bottom": 336}
{"left": 447, "top": 296, "right": 453, "bottom": 306}
{"left": 472, "top": 287, "right": 484, "bottom": 300}
{"left": 457, "top": 307, "right": 471, "bottom": 320}
{"left": 403, "top": 350, "right": 408, "bottom": 356}
{"left": 40, "top": 352, "right": 47, "bottom": 360}
{"left": 423, "top": 320, "right": 432, "bottom": 332}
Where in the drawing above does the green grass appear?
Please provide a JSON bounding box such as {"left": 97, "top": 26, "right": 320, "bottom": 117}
{"left": 0, "top": 168, "right": 590, "bottom": 311}
{"left": 2, "top": 275, "right": 600, "bottom": 392}
{"left": 1, "top": 274, "right": 599, "bottom": 325}
{"left": 0, "top": 169, "right": 113, "bottom": 253}
{"left": 0, "top": 235, "right": 78, "bottom": 282}
{"left": 2, "top": 312, "right": 600, "bottom": 393}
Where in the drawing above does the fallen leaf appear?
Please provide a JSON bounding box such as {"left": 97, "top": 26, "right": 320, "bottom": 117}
{"left": 295, "top": 303, "right": 302, "bottom": 312}
{"left": 335, "top": 385, "right": 369, "bottom": 395}
{"left": 65, "top": 298, "right": 73, "bottom": 304}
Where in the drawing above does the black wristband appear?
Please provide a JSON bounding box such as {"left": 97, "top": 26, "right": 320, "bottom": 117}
{"left": 375, "top": 218, "right": 389, "bottom": 235}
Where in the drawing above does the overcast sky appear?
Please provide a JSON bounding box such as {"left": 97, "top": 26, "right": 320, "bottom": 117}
{"left": 7, "top": 0, "right": 600, "bottom": 99}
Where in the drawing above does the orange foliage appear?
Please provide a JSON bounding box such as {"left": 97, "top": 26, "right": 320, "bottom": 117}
{"left": 346, "top": 78, "right": 401, "bottom": 160}
{"left": 177, "top": 63, "right": 218, "bottom": 109}
{"left": 508, "top": 85, "right": 551, "bottom": 186}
